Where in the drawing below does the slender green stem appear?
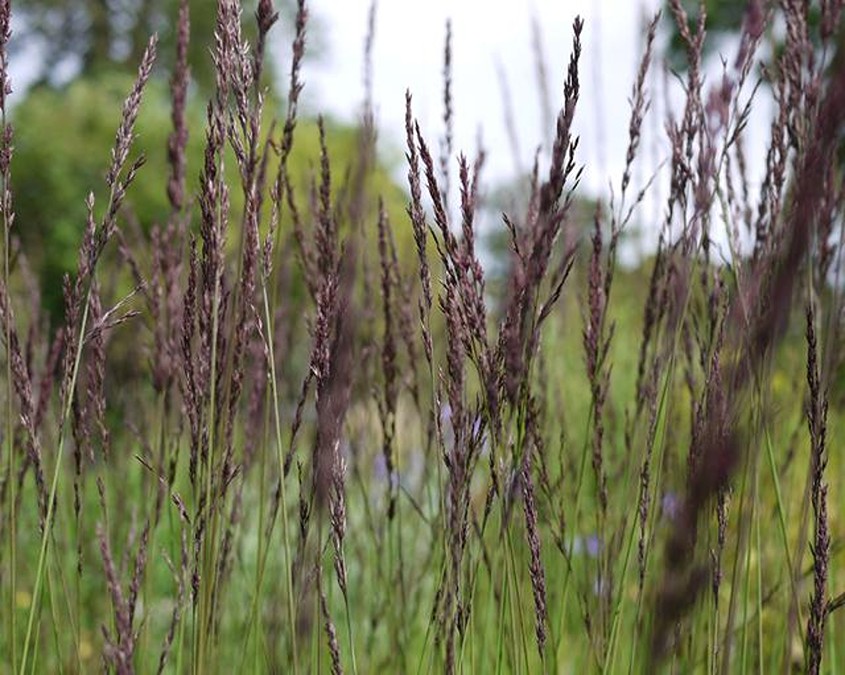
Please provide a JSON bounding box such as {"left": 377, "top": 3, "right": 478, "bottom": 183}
{"left": 495, "top": 551, "right": 509, "bottom": 675}
{"left": 20, "top": 278, "right": 94, "bottom": 675}
{"left": 610, "top": 351, "right": 676, "bottom": 673}
{"left": 241, "top": 393, "right": 271, "bottom": 670}
{"left": 740, "top": 444, "right": 757, "bottom": 674}
{"left": 755, "top": 463, "right": 763, "bottom": 675}
{"left": 762, "top": 406, "right": 803, "bottom": 629}
{"left": 194, "top": 260, "right": 222, "bottom": 675}
{"left": 139, "top": 389, "right": 167, "bottom": 674}
{"left": 342, "top": 587, "right": 359, "bottom": 675}
{"left": 3, "top": 99, "right": 17, "bottom": 669}
{"left": 504, "top": 522, "right": 531, "bottom": 674}
{"left": 722, "top": 430, "right": 753, "bottom": 674}
{"left": 262, "top": 285, "right": 299, "bottom": 673}
{"left": 46, "top": 563, "right": 63, "bottom": 675}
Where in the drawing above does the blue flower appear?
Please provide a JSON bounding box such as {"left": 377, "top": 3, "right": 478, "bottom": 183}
{"left": 571, "top": 533, "right": 601, "bottom": 558}
{"left": 662, "top": 491, "right": 681, "bottom": 521}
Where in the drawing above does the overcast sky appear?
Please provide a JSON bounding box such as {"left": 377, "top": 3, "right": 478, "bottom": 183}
{"left": 306, "top": 1, "right": 665, "bottom": 194}
{"left": 8, "top": 0, "right": 770, "bottom": 256}
{"left": 6, "top": 0, "right": 668, "bottom": 199}
{"left": 301, "top": 0, "right": 774, "bottom": 260}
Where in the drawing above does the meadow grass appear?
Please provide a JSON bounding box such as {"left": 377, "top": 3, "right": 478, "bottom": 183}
{"left": 1, "top": 0, "right": 845, "bottom": 673}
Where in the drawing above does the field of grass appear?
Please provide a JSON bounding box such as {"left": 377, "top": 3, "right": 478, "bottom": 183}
{"left": 1, "top": 0, "right": 845, "bottom": 673}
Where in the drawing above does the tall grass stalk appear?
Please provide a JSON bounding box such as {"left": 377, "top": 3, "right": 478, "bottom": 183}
{"left": 2, "top": 1, "right": 845, "bottom": 672}
{"left": 1, "top": 0, "right": 15, "bottom": 662}
{"left": 19, "top": 30, "right": 157, "bottom": 673}
{"left": 262, "top": 282, "right": 299, "bottom": 672}
{"left": 21, "top": 269, "right": 97, "bottom": 675}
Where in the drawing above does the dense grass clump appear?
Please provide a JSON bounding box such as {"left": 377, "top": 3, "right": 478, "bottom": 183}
{"left": 1, "top": 0, "right": 845, "bottom": 673}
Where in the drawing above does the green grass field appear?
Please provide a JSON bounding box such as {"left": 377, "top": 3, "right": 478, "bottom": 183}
{"left": 2, "top": 1, "right": 845, "bottom": 673}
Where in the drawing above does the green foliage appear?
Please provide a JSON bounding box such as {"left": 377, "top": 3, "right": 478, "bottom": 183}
{"left": 13, "top": 0, "right": 296, "bottom": 92}
{"left": 664, "top": 0, "right": 842, "bottom": 69}
{"left": 12, "top": 69, "right": 409, "bottom": 322}
{"left": 12, "top": 72, "right": 195, "bottom": 315}
{"left": 665, "top": 0, "right": 747, "bottom": 69}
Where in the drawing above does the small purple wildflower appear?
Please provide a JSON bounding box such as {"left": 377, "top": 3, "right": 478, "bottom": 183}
{"left": 571, "top": 533, "right": 601, "bottom": 558}
{"left": 373, "top": 452, "right": 387, "bottom": 482}
{"left": 661, "top": 491, "right": 681, "bottom": 522}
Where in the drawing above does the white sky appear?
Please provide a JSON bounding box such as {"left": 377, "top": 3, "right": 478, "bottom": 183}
{"left": 8, "top": 0, "right": 771, "bottom": 257}
{"left": 6, "top": 0, "right": 669, "bottom": 203}
{"left": 304, "top": 0, "right": 773, "bottom": 261}
{"left": 306, "top": 0, "right": 665, "bottom": 195}
{"left": 6, "top": 1, "right": 663, "bottom": 196}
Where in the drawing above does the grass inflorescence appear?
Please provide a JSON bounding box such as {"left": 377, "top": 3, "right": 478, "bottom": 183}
{"left": 1, "top": 0, "right": 845, "bottom": 673}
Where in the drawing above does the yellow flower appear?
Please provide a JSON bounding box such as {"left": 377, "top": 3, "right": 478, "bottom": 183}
{"left": 79, "top": 638, "right": 94, "bottom": 661}
{"left": 15, "top": 590, "right": 30, "bottom": 609}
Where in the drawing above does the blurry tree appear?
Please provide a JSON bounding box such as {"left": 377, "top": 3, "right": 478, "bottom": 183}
{"left": 8, "top": 1, "right": 413, "bottom": 329}
{"left": 12, "top": 0, "right": 296, "bottom": 91}
{"left": 12, "top": 69, "right": 409, "bottom": 321}
{"left": 12, "top": 72, "right": 194, "bottom": 315}
{"left": 664, "top": 0, "right": 747, "bottom": 70}
{"left": 665, "top": 0, "right": 844, "bottom": 69}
